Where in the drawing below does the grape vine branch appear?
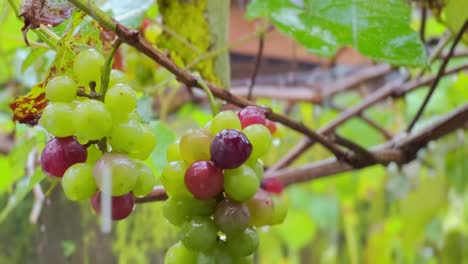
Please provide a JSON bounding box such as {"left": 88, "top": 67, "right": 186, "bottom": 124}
{"left": 27, "top": 1, "right": 468, "bottom": 202}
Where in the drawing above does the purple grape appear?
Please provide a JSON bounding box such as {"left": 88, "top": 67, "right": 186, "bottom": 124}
{"left": 41, "top": 137, "right": 87, "bottom": 177}
{"left": 210, "top": 129, "right": 252, "bottom": 169}
{"left": 90, "top": 191, "right": 135, "bottom": 221}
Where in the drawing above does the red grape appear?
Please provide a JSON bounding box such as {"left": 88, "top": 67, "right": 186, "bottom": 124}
{"left": 237, "top": 106, "right": 266, "bottom": 128}
{"left": 210, "top": 129, "right": 252, "bottom": 169}
{"left": 90, "top": 191, "right": 135, "bottom": 221}
{"left": 184, "top": 161, "right": 224, "bottom": 200}
{"left": 245, "top": 189, "right": 274, "bottom": 226}
{"left": 41, "top": 137, "right": 87, "bottom": 177}
{"left": 261, "top": 177, "right": 284, "bottom": 194}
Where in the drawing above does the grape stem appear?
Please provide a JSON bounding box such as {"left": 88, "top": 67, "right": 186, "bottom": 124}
{"left": 100, "top": 38, "right": 123, "bottom": 99}
{"left": 194, "top": 76, "right": 220, "bottom": 116}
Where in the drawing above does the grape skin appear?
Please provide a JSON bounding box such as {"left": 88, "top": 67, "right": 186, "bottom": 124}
{"left": 90, "top": 191, "right": 135, "bottom": 221}
{"left": 41, "top": 137, "right": 87, "bottom": 178}
{"left": 62, "top": 163, "right": 97, "bottom": 201}
{"left": 210, "top": 129, "right": 252, "bottom": 169}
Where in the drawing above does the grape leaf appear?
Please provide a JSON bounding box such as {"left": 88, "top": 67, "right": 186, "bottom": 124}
{"left": 247, "top": 0, "right": 427, "bottom": 67}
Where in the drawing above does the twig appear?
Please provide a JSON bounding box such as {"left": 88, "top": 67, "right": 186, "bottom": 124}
{"left": 247, "top": 34, "right": 265, "bottom": 100}
{"left": 135, "top": 186, "right": 167, "bottom": 203}
{"left": 415, "top": 30, "right": 452, "bottom": 79}
{"left": 420, "top": 6, "right": 427, "bottom": 43}
{"left": 67, "top": 0, "right": 349, "bottom": 162}
{"left": 407, "top": 19, "right": 468, "bottom": 132}
{"left": 101, "top": 38, "right": 123, "bottom": 97}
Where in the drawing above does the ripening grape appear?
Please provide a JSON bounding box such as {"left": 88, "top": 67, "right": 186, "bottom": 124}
{"left": 210, "top": 129, "right": 252, "bottom": 169}
{"left": 161, "top": 161, "right": 191, "bottom": 197}
{"left": 109, "top": 69, "right": 128, "bottom": 88}
{"left": 211, "top": 110, "right": 241, "bottom": 135}
{"left": 226, "top": 227, "right": 259, "bottom": 257}
{"left": 90, "top": 191, "right": 135, "bottom": 221}
{"left": 166, "top": 141, "right": 182, "bottom": 162}
{"left": 180, "top": 216, "right": 218, "bottom": 252}
{"left": 45, "top": 76, "right": 78, "bottom": 102}
{"left": 93, "top": 153, "right": 138, "bottom": 196}
{"left": 62, "top": 163, "right": 97, "bottom": 201}
{"left": 224, "top": 165, "right": 259, "bottom": 202}
{"left": 179, "top": 129, "right": 212, "bottom": 164}
{"left": 214, "top": 199, "right": 250, "bottom": 234}
{"left": 237, "top": 106, "right": 266, "bottom": 128}
{"left": 132, "top": 161, "right": 157, "bottom": 197}
{"left": 243, "top": 124, "right": 272, "bottom": 159}
{"left": 129, "top": 123, "right": 157, "bottom": 160}
{"left": 105, "top": 84, "right": 137, "bottom": 121}
{"left": 271, "top": 194, "right": 288, "bottom": 225}
{"left": 164, "top": 241, "right": 198, "bottom": 264}
{"left": 163, "top": 195, "right": 216, "bottom": 226}
{"left": 40, "top": 103, "right": 75, "bottom": 137}
{"left": 41, "top": 137, "right": 87, "bottom": 177}
{"left": 184, "top": 160, "right": 224, "bottom": 200}
{"left": 73, "top": 100, "right": 112, "bottom": 141}
{"left": 265, "top": 120, "right": 277, "bottom": 134}
{"left": 261, "top": 177, "right": 284, "bottom": 194}
{"left": 73, "top": 49, "right": 105, "bottom": 86}
{"left": 245, "top": 189, "right": 274, "bottom": 227}
{"left": 109, "top": 119, "right": 142, "bottom": 153}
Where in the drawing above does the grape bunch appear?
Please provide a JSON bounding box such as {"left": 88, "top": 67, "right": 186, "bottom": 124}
{"left": 39, "top": 49, "right": 158, "bottom": 221}
{"left": 162, "top": 106, "right": 288, "bottom": 263}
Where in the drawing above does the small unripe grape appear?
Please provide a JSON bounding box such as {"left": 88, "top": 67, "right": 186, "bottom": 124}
{"left": 109, "top": 69, "right": 128, "bottom": 87}
{"left": 226, "top": 227, "right": 259, "bottom": 257}
{"left": 179, "top": 129, "right": 212, "bottom": 164}
{"left": 211, "top": 110, "right": 241, "bottom": 135}
{"left": 109, "top": 119, "right": 142, "bottom": 153}
{"left": 161, "top": 161, "right": 191, "bottom": 197}
{"left": 93, "top": 153, "right": 137, "bottom": 196}
{"left": 132, "top": 161, "right": 157, "bottom": 197}
{"left": 45, "top": 76, "right": 78, "bottom": 102}
{"left": 164, "top": 242, "right": 198, "bottom": 264}
{"left": 62, "top": 163, "right": 97, "bottom": 201}
{"left": 243, "top": 124, "right": 272, "bottom": 159}
{"left": 246, "top": 158, "right": 264, "bottom": 181}
{"left": 180, "top": 216, "right": 218, "bottom": 252}
{"left": 129, "top": 124, "right": 156, "bottom": 160}
{"left": 105, "top": 84, "right": 137, "bottom": 121}
{"left": 163, "top": 195, "right": 216, "bottom": 226}
{"left": 166, "top": 141, "right": 182, "bottom": 162}
{"left": 271, "top": 194, "right": 288, "bottom": 225}
{"left": 73, "top": 49, "right": 105, "bottom": 86}
{"left": 73, "top": 100, "right": 112, "bottom": 141}
{"left": 86, "top": 145, "right": 102, "bottom": 164}
{"left": 224, "top": 165, "right": 259, "bottom": 202}
{"left": 40, "top": 103, "right": 75, "bottom": 137}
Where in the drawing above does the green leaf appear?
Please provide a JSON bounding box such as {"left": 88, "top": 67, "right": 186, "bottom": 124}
{"left": 0, "top": 168, "right": 46, "bottom": 223}
{"left": 247, "top": 0, "right": 427, "bottom": 66}
{"left": 444, "top": 0, "right": 468, "bottom": 44}
{"left": 107, "top": 0, "right": 155, "bottom": 28}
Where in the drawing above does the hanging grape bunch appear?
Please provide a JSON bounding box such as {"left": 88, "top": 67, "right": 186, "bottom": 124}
{"left": 162, "top": 106, "right": 288, "bottom": 263}
{"left": 39, "top": 48, "right": 157, "bottom": 221}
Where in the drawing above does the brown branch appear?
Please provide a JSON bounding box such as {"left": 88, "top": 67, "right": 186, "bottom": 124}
{"left": 268, "top": 104, "right": 468, "bottom": 186}
{"left": 247, "top": 34, "right": 265, "bottom": 100}
{"left": 135, "top": 186, "right": 167, "bottom": 203}
{"left": 420, "top": 6, "right": 427, "bottom": 43}
{"left": 407, "top": 19, "right": 468, "bottom": 132}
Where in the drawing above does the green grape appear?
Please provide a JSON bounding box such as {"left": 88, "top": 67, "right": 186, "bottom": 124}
{"left": 62, "top": 163, "right": 97, "bottom": 201}
{"left": 40, "top": 103, "right": 75, "bottom": 137}
{"left": 246, "top": 158, "right": 264, "bottom": 181}
{"left": 226, "top": 227, "right": 259, "bottom": 257}
{"left": 242, "top": 124, "right": 272, "bottom": 159}
{"left": 179, "top": 129, "right": 213, "bottom": 164}
{"left": 93, "top": 153, "right": 137, "bottom": 196}
{"left": 211, "top": 110, "right": 241, "bottom": 135}
{"left": 132, "top": 161, "right": 157, "bottom": 197}
{"left": 163, "top": 195, "right": 216, "bottom": 226}
{"left": 45, "top": 76, "right": 78, "bottom": 102}
{"left": 245, "top": 189, "right": 274, "bottom": 227}
{"left": 164, "top": 242, "right": 198, "bottom": 264}
{"left": 232, "top": 256, "right": 254, "bottom": 264}
{"left": 73, "top": 100, "right": 112, "bottom": 141}
{"left": 86, "top": 145, "right": 102, "bottom": 164}
{"left": 109, "top": 69, "right": 128, "bottom": 87}
{"left": 129, "top": 123, "right": 156, "bottom": 160}
{"left": 105, "top": 84, "right": 137, "bottom": 121}
{"left": 73, "top": 49, "right": 105, "bottom": 86}
{"left": 271, "top": 194, "right": 288, "bottom": 225}
{"left": 161, "top": 161, "right": 191, "bottom": 197}
{"left": 224, "top": 165, "right": 259, "bottom": 201}
{"left": 109, "top": 119, "right": 142, "bottom": 153}
{"left": 166, "top": 141, "right": 182, "bottom": 162}
{"left": 180, "top": 216, "right": 218, "bottom": 252}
